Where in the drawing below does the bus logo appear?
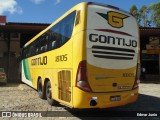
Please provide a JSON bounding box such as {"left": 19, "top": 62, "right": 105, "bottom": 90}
{"left": 97, "top": 11, "right": 129, "bottom": 28}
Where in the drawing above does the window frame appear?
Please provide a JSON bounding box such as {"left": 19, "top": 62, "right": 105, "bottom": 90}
{"left": 21, "top": 10, "right": 76, "bottom": 60}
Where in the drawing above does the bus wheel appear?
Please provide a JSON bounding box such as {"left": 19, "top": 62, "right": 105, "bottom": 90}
{"left": 37, "top": 78, "right": 46, "bottom": 99}
{"left": 46, "top": 81, "right": 58, "bottom": 106}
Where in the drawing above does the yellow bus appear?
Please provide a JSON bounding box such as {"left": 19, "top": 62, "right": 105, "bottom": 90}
{"left": 21, "top": 2, "right": 140, "bottom": 108}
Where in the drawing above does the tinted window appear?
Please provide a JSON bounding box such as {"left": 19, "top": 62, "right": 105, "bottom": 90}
{"left": 49, "top": 11, "right": 76, "bottom": 50}
{"left": 22, "top": 11, "right": 76, "bottom": 59}
{"left": 38, "top": 34, "right": 49, "bottom": 53}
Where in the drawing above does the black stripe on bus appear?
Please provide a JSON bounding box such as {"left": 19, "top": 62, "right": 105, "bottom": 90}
{"left": 92, "top": 46, "right": 135, "bottom": 53}
{"left": 92, "top": 50, "right": 134, "bottom": 57}
{"left": 93, "top": 55, "right": 133, "bottom": 60}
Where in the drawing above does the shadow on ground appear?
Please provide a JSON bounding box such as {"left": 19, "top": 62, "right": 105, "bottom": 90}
{"left": 63, "top": 94, "right": 160, "bottom": 119}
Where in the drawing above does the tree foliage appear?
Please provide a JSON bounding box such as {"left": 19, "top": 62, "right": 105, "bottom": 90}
{"left": 148, "top": 2, "right": 160, "bottom": 27}
{"left": 130, "top": 1, "right": 160, "bottom": 27}
{"left": 130, "top": 5, "right": 138, "bottom": 19}
{"left": 130, "top": 5, "right": 140, "bottom": 24}
{"left": 139, "top": 5, "right": 150, "bottom": 27}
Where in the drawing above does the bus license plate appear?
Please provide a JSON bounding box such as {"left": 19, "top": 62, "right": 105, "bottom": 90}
{"left": 110, "top": 95, "right": 121, "bottom": 101}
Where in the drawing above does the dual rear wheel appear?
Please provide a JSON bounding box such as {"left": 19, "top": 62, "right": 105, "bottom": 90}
{"left": 37, "top": 79, "right": 58, "bottom": 106}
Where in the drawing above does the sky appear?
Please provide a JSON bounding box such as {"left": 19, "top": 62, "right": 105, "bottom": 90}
{"left": 0, "top": 0, "right": 159, "bottom": 24}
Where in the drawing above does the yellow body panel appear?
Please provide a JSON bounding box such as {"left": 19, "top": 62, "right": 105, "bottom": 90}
{"left": 22, "top": 2, "right": 88, "bottom": 108}
{"left": 73, "top": 87, "right": 138, "bottom": 108}
{"left": 87, "top": 64, "right": 137, "bottom": 92}
{"left": 27, "top": 38, "right": 73, "bottom": 107}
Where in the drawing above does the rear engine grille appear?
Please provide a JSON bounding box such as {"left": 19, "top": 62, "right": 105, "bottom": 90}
{"left": 92, "top": 45, "right": 135, "bottom": 60}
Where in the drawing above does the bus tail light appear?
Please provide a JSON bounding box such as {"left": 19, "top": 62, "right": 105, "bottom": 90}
{"left": 76, "top": 60, "right": 92, "bottom": 92}
{"left": 133, "top": 63, "right": 141, "bottom": 89}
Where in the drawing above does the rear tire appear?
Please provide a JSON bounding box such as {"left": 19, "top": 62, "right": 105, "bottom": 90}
{"left": 46, "top": 81, "right": 58, "bottom": 106}
{"left": 37, "top": 78, "right": 46, "bottom": 99}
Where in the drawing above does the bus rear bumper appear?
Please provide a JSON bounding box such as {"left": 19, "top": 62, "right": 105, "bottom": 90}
{"left": 73, "top": 87, "right": 138, "bottom": 109}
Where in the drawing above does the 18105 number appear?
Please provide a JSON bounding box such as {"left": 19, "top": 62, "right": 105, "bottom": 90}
{"left": 55, "top": 54, "right": 68, "bottom": 62}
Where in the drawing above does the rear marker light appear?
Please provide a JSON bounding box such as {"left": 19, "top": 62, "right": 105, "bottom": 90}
{"left": 76, "top": 60, "right": 92, "bottom": 92}
{"left": 133, "top": 63, "right": 141, "bottom": 89}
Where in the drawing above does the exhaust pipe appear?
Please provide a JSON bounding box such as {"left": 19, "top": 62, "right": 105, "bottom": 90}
{"left": 90, "top": 99, "right": 97, "bottom": 106}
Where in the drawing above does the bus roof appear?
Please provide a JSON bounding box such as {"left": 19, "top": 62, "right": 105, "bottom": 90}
{"left": 23, "top": 2, "right": 87, "bottom": 48}
{"left": 23, "top": 2, "right": 132, "bottom": 48}
{"left": 87, "top": 2, "right": 131, "bottom": 16}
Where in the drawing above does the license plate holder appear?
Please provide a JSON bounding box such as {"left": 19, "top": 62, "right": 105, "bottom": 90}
{"left": 110, "top": 95, "right": 121, "bottom": 101}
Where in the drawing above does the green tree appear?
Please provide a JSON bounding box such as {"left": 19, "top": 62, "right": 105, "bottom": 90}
{"left": 130, "top": 5, "right": 140, "bottom": 25}
{"left": 148, "top": 2, "right": 160, "bottom": 27}
{"left": 129, "top": 5, "right": 152, "bottom": 27}
{"left": 139, "top": 5, "right": 150, "bottom": 27}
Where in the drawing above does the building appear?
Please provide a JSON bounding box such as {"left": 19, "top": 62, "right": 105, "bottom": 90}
{"left": 0, "top": 16, "right": 49, "bottom": 82}
{"left": 0, "top": 16, "right": 159, "bottom": 83}
{"left": 140, "top": 28, "right": 160, "bottom": 80}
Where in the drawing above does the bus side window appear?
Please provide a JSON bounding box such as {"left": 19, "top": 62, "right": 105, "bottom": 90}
{"left": 59, "top": 11, "right": 76, "bottom": 45}
{"left": 50, "top": 32, "right": 55, "bottom": 49}
{"left": 44, "top": 35, "right": 49, "bottom": 51}
{"left": 38, "top": 35, "right": 46, "bottom": 53}
{"left": 35, "top": 41, "right": 39, "bottom": 55}
{"left": 36, "top": 48, "right": 38, "bottom": 54}
{"left": 48, "top": 11, "right": 76, "bottom": 50}
{"left": 44, "top": 44, "right": 48, "bottom": 52}
{"left": 26, "top": 47, "right": 29, "bottom": 58}
{"left": 52, "top": 40, "right": 56, "bottom": 48}
{"left": 29, "top": 45, "right": 34, "bottom": 57}
{"left": 49, "top": 31, "right": 59, "bottom": 49}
